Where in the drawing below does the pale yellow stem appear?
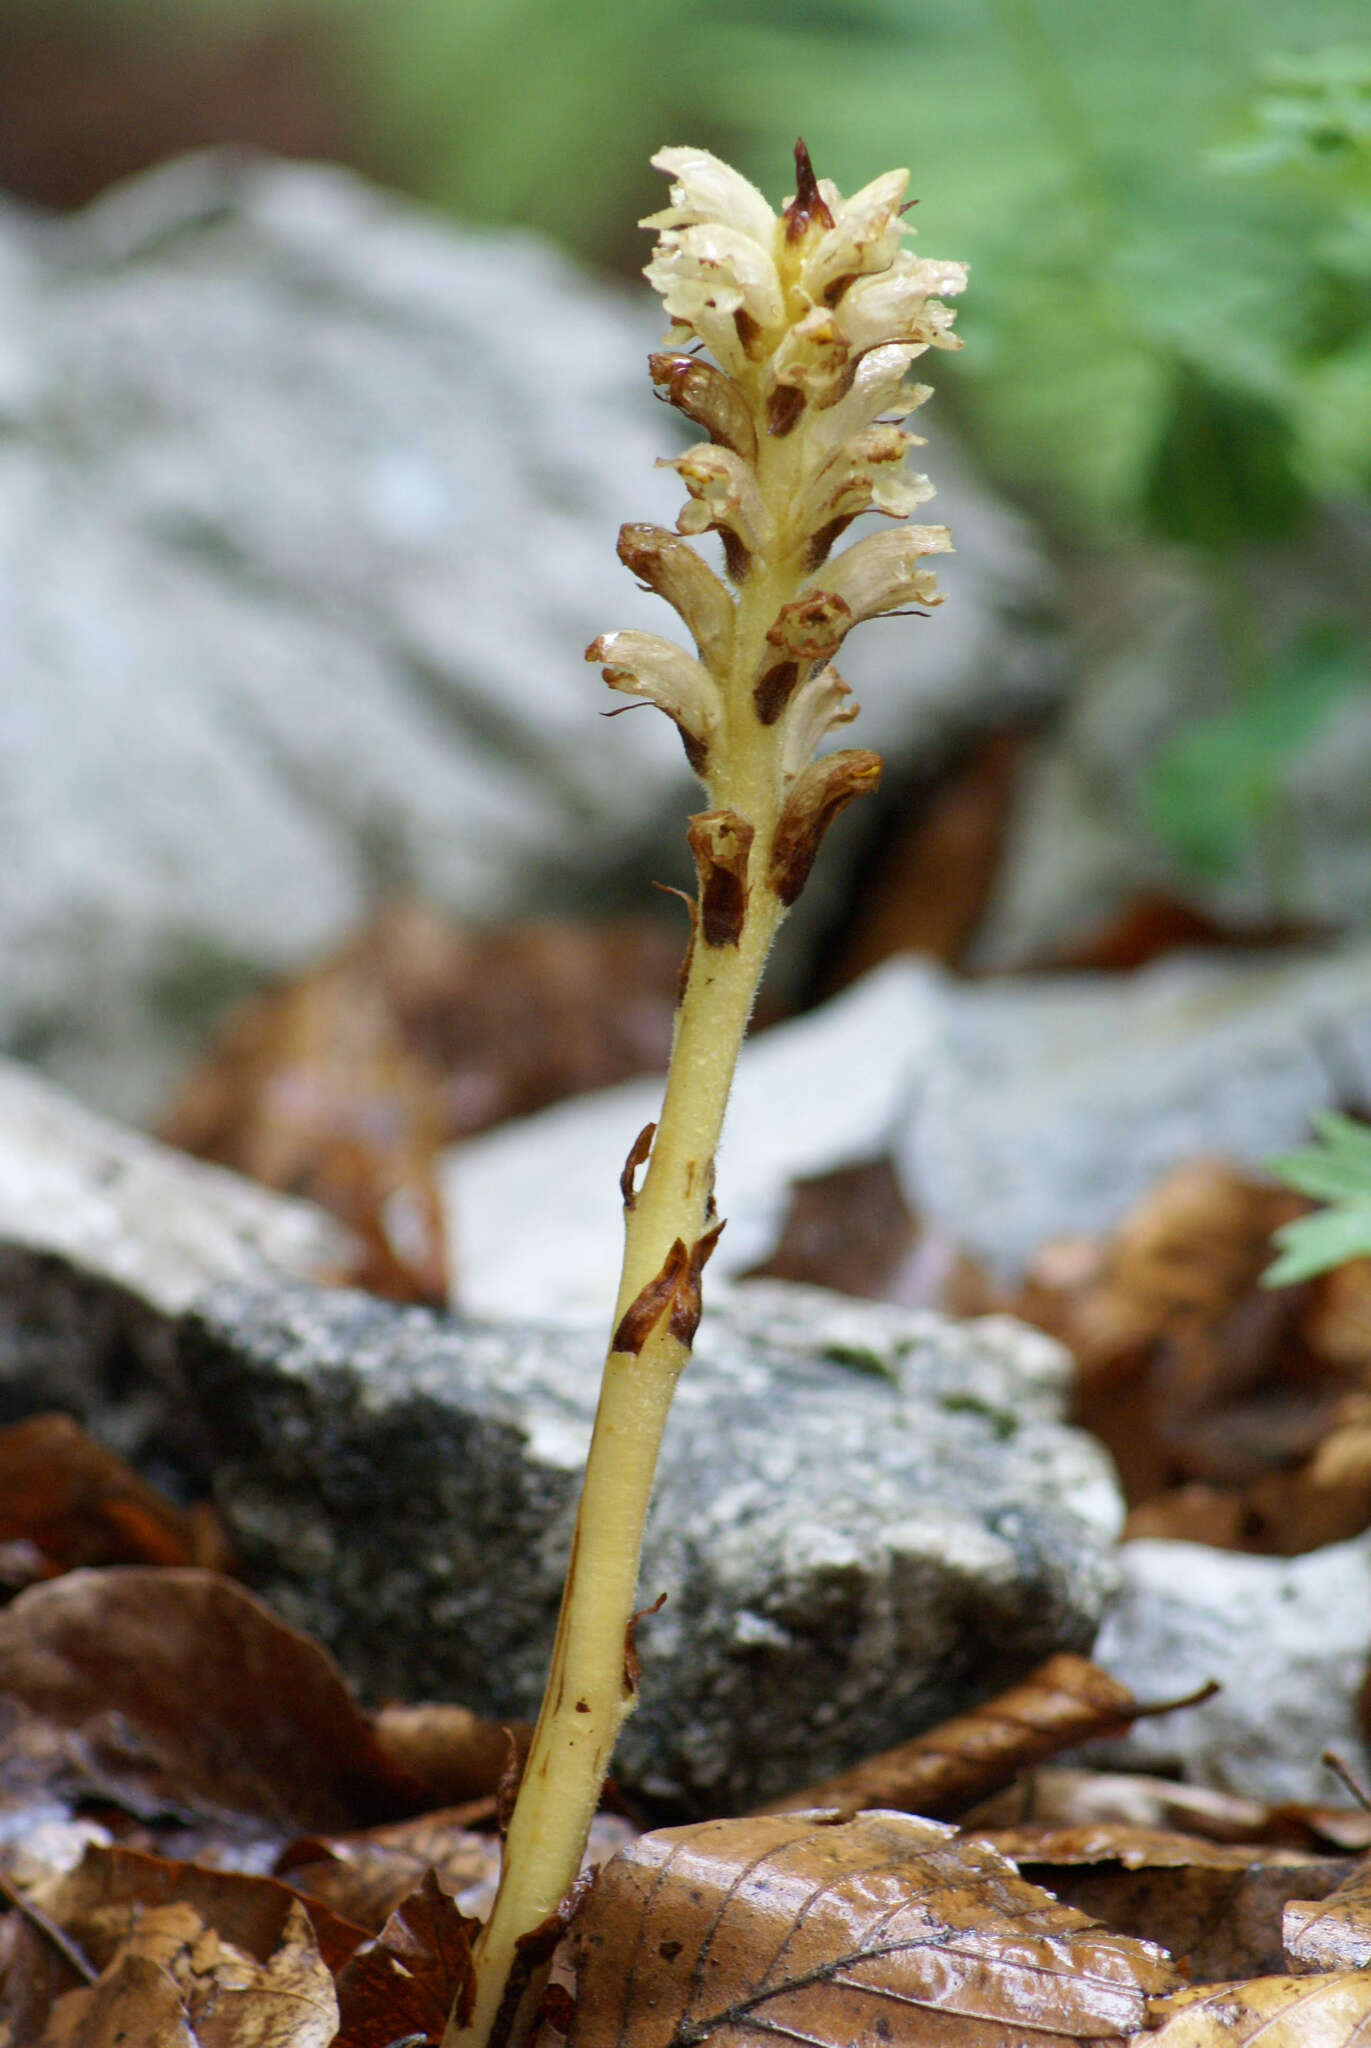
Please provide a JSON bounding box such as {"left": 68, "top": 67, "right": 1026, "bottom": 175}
{"left": 442, "top": 887, "right": 784, "bottom": 2048}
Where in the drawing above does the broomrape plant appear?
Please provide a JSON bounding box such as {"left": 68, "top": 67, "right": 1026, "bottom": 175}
{"left": 443, "top": 141, "right": 966, "bottom": 2048}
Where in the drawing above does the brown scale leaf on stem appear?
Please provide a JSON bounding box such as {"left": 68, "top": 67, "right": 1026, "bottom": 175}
{"left": 610, "top": 1220, "right": 725, "bottom": 1357}
{"left": 622, "top": 1593, "right": 669, "bottom": 1702}
{"left": 611, "top": 1239, "right": 690, "bottom": 1356}
{"left": 686, "top": 810, "right": 754, "bottom": 948}
{"left": 769, "top": 748, "right": 882, "bottom": 906}
{"left": 619, "top": 1122, "right": 656, "bottom": 1211}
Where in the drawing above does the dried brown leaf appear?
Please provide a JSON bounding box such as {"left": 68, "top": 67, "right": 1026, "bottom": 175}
{"left": 1137, "top": 1972, "right": 1371, "bottom": 2044}
{"left": 160, "top": 925, "right": 449, "bottom": 1305}
{"left": 0, "top": 1568, "right": 421, "bottom": 1832}
{"left": 333, "top": 1868, "right": 479, "bottom": 2048}
{"left": 1305, "top": 1261, "right": 1371, "bottom": 1380}
{"left": 758, "top": 1653, "right": 1142, "bottom": 1821}
{"left": 33, "top": 1843, "right": 367, "bottom": 1977}
{"left": 0, "top": 1908, "right": 89, "bottom": 2045}
{"left": 371, "top": 1704, "right": 530, "bottom": 1811}
{"left": 1284, "top": 1857, "right": 1371, "bottom": 1970}
{"left": 1013, "top": 1159, "right": 1371, "bottom": 1556}
{"left": 162, "top": 904, "right": 692, "bottom": 1305}
{"left": 379, "top": 910, "right": 698, "bottom": 1128}
{"left": 822, "top": 726, "right": 1023, "bottom": 988}
{"left": 569, "top": 1809, "right": 1176, "bottom": 2047}
{"left": 1032, "top": 896, "right": 1317, "bottom": 976}
{"left": 276, "top": 1810, "right": 502, "bottom": 1934}
{"left": 962, "top": 1769, "right": 1364, "bottom": 1852}
{"left": 0, "top": 1415, "right": 227, "bottom": 1575}
{"left": 978, "top": 1825, "right": 1352, "bottom": 1983}
{"left": 743, "top": 1155, "right": 997, "bottom": 1313}
{"left": 37, "top": 1950, "right": 195, "bottom": 2048}
{"left": 36, "top": 1895, "right": 339, "bottom": 2048}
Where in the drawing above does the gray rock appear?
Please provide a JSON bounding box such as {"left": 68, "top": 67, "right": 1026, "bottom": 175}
{"left": 1083, "top": 1536, "right": 1371, "bottom": 1805}
{"left": 0, "top": 1058, "right": 1122, "bottom": 1815}
{"left": 180, "top": 1277, "right": 1121, "bottom": 1815}
{"left": 0, "top": 1057, "right": 348, "bottom": 1316}
{"left": 908, "top": 940, "right": 1371, "bottom": 1280}
{"left": 448, "top": 941, "right": 1371, "bottom": 1312}
{"left": 0, "top": 1055, "right": 347, "bottom": 1458}
{"left": 970, "top": 522, "right": 1371, "bottom": 969}
{"left": 0, "top": 151, "right": 1052, "bottom": 1123}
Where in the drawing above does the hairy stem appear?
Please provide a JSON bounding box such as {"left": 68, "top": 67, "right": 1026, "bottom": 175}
{"left": 443, "top": 888, "right": 783, "bottom": 2048}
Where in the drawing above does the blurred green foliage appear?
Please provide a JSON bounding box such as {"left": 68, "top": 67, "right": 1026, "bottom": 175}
{"left": 38, "top": 0, "right": 1369, "bottom": 536}
{"left": 1145, "top": 622, "right": 1366, "bottom": 882}
{"left": 14, "top": 0, "right": 1371, "bottom": 901}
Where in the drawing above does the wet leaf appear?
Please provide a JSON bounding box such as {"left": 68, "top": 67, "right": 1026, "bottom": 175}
{"left": 977, "top": 1825, "right": 1352, "bottom": 1983}
{"left": 569, "top": 1810, "right": 1176, "bottom": 2047}
{"left": 1284, "top": 1857, "right": 1371, "bottom": 1970}
{"left": 333, "top": 1869, "right": 478, "bottom": 2048}
{"left": 1137, "top": 1972, "right": 1371, "bottom": 2044}
{"left": 758, "top": 1653, "right": 1144, "bottom": 1821}
{"left": 0, "top": 1415, "right": 228, "bottom": 1575}
{"left": 0, "top": 1568, "right": 421, "bottom": 1832}
{"left": 964, "top": 1769, "right": 1371, "bottom": 1855}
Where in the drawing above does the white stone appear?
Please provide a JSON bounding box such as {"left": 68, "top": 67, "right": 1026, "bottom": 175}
{"left": 445, "top": 940, "right": 1371, "bottom": 1317}
{"left": 445, "top": 957, "right": 944, "bottom": 1322}
{"left": 1088, "top": 1536, "right": 1371, "bottom": 1804}
{"left": 0, "top": 1057, "right": 346, "bottom": 1312}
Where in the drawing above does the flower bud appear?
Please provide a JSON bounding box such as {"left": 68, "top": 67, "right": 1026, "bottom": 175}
{"left": 617, "top": 524, "right": 736, "bottom": 672}
{"left": 587, "top": 629, "right": 721, "bottom": 777}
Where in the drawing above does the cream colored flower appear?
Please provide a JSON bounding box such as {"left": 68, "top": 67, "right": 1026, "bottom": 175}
{"left": 594, "top": 141, "right": 964, "bottom": 802}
